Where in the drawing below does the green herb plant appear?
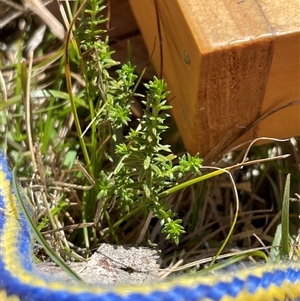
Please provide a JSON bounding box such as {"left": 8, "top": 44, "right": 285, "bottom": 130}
{"left": 64, "top": 0, "right": 202, "bottom": 247}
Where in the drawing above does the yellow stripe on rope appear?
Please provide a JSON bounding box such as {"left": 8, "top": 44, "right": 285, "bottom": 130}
{"left": 0, "top": 291, "right": 21, "bottom": 301}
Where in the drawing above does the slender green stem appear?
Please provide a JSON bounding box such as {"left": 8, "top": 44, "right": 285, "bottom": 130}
{"left": 158, "top": 169, "right": 225, "bottom": 199}
{"left": 281, "top": 173, "right": 290, "bottom": 257}
{"left": 64, "top": 0, "right": 91, "bottom": 170}
{"left": 159, "top": 155, "right": 290, "bottom": 199}
{"left": 64, "top": 0, "right": 91, "bottom": 250}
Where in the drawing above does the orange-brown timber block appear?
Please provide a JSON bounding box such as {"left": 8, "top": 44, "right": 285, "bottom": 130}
{"left": 128, "top": 0, "right": 300, "bottom": 158}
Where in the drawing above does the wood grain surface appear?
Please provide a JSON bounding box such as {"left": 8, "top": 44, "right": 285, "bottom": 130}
{"left": 129, "top": 0, "right": 300, "bottom": 157}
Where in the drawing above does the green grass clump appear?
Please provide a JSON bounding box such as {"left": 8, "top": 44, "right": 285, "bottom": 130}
{"left": 0, "top": 0, "right": 202, "bottom": 253}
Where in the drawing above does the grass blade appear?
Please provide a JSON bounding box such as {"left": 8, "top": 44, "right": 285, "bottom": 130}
{"left": 281, "top": 173, "right": 290, "bottom": 257}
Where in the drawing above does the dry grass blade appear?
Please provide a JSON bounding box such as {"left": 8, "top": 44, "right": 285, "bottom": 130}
{"left": 204, "top": 101, "right": 300, "bottom": 164}
{"left": 23, "top": 0, "right": 65, "bottom": 40}
{"left": 159, "top": 246, "right": 271, "bottom": 278}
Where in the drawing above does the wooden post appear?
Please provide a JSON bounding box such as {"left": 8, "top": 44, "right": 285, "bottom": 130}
{"left": 128, "top": 0, "right": 300, "bottom": 158}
